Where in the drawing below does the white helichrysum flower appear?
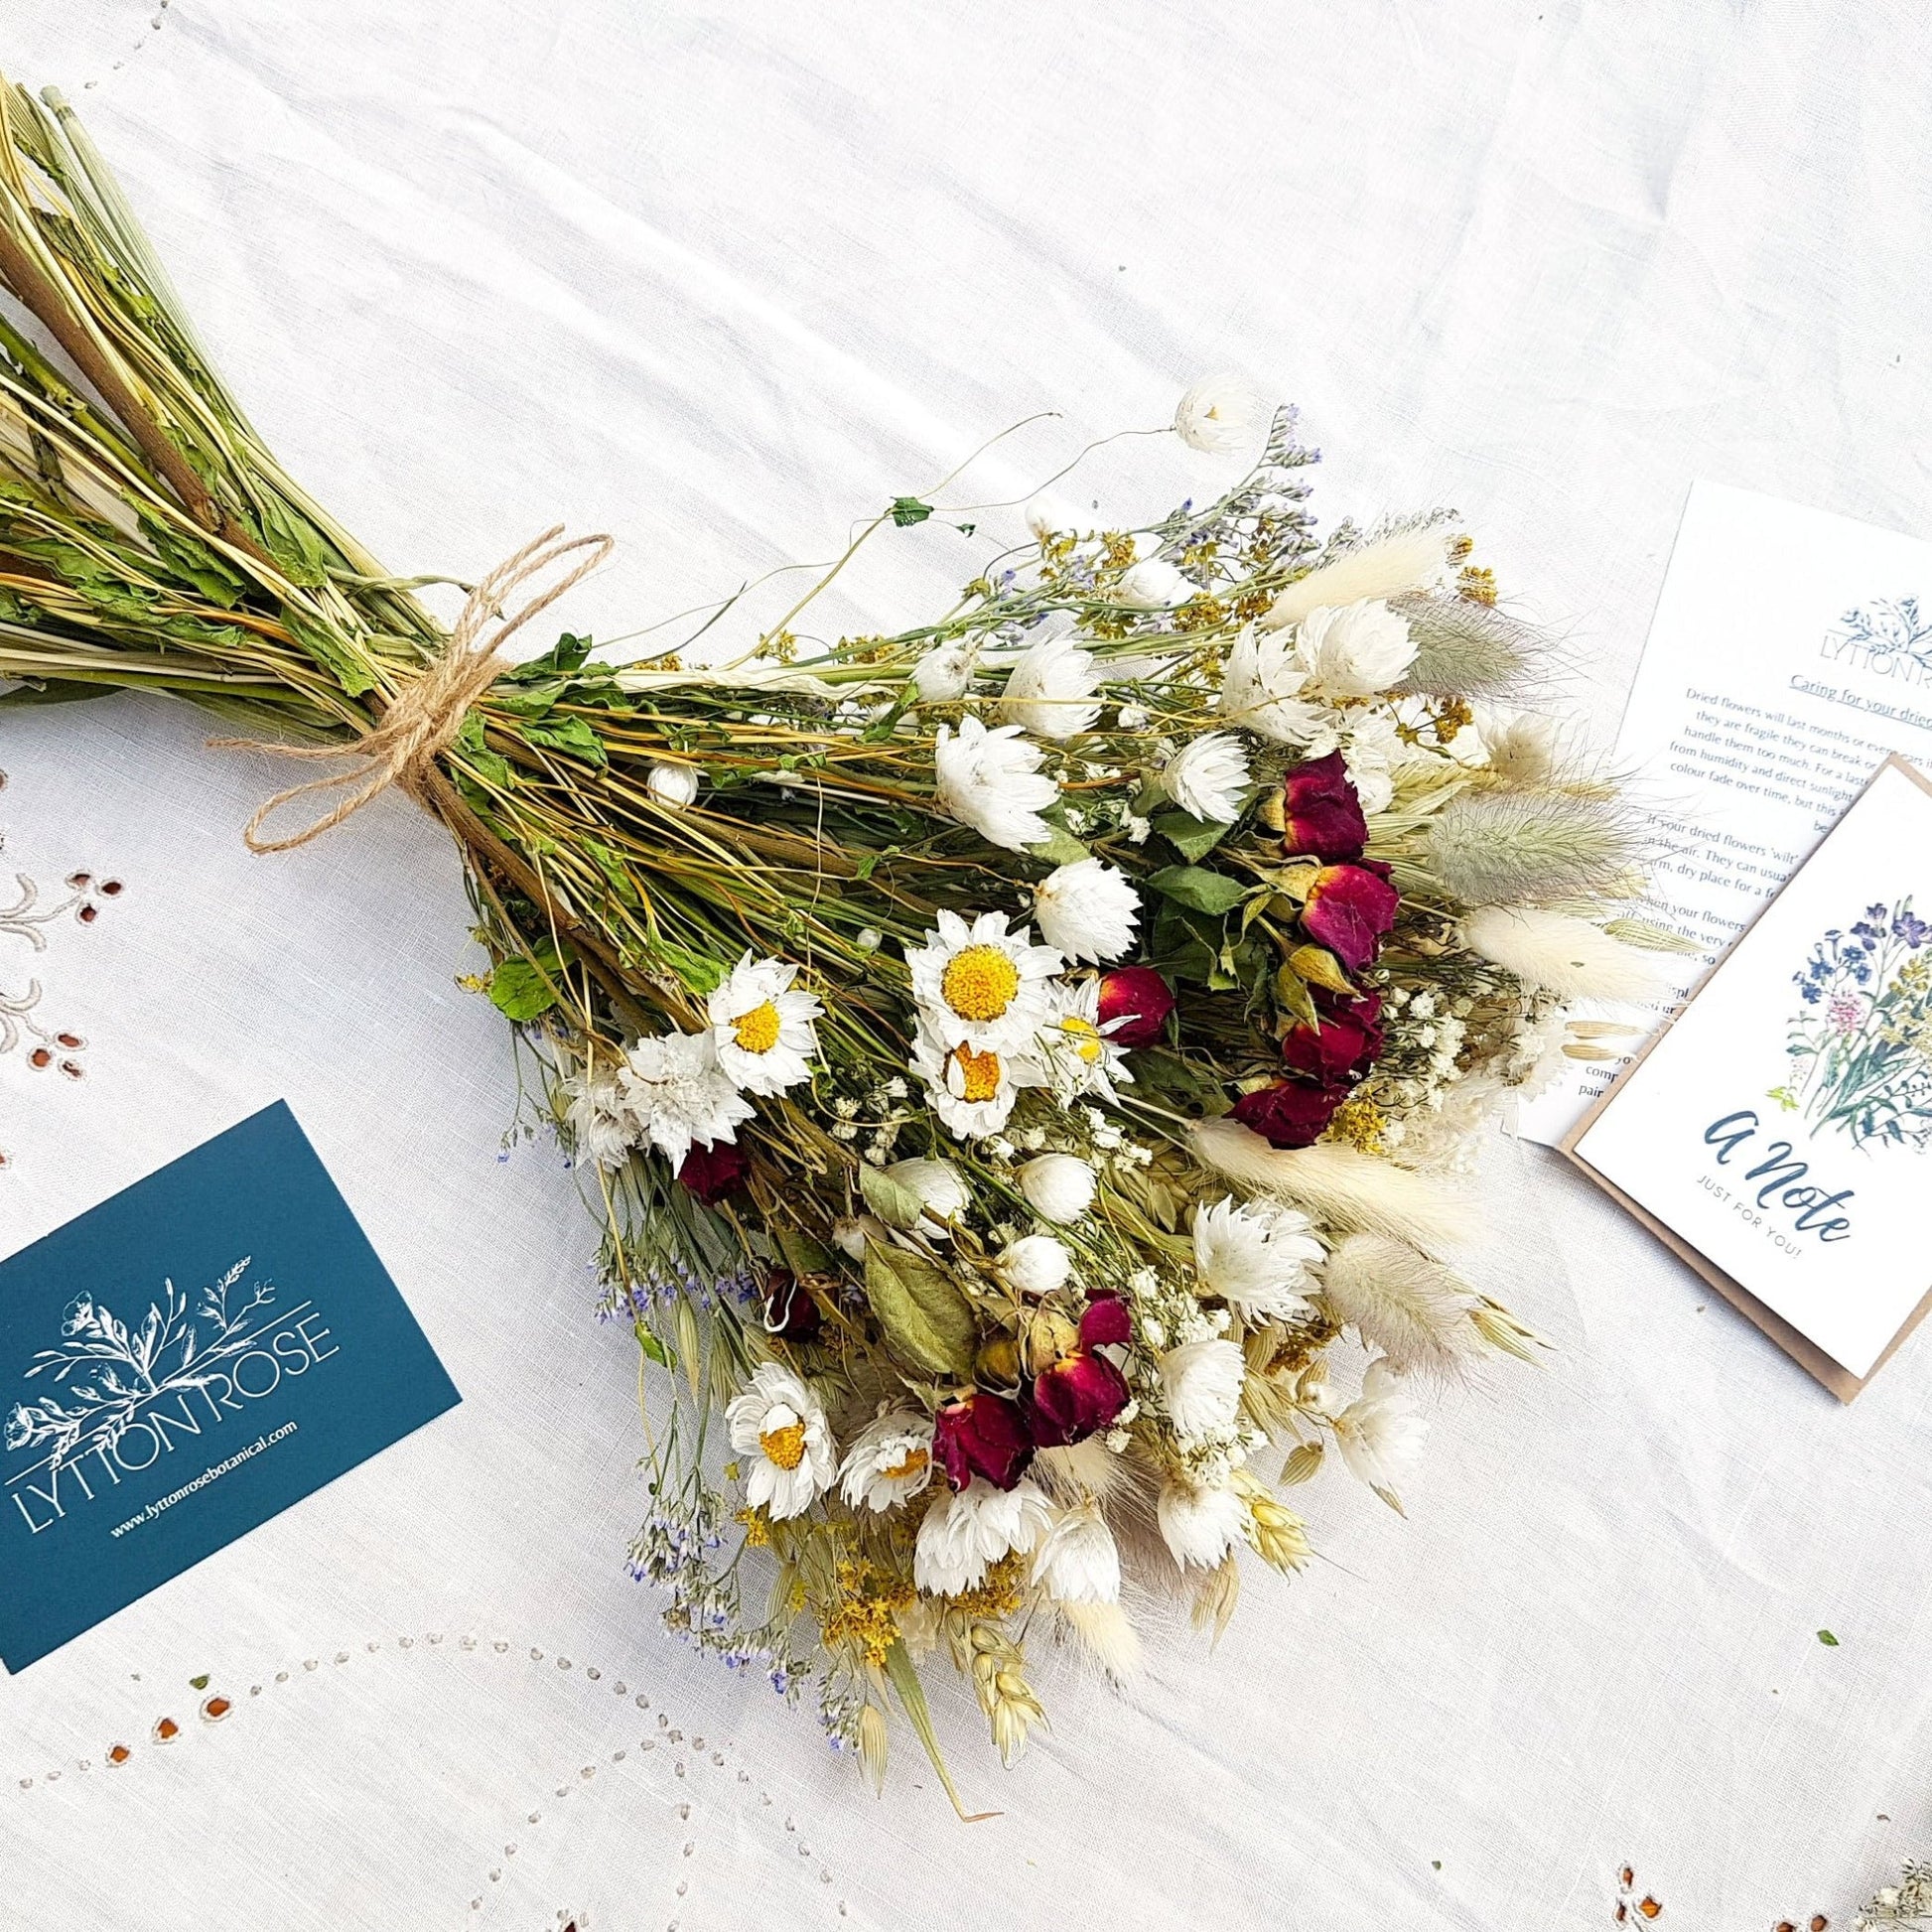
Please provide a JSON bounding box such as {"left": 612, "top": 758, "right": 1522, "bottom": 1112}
{"left": 725, "top": 1363, "right": 837, "bottom": 1520}
{"left": 1173, "top": 372, "right": 1262, "bottom": 455}
{"left": 905, "top": 908, "right": 1063, "bottom": 1053}
{"left": 1333, "top": 1357, "right": 1428, "bottom": 1506}
{"left": 645, "top": 761, "right": 701, "bottom": 808}
{"left": 883, "top": 1157, "right": 971, "bottom": 1234}
{"left": 1157, "top": 1476, "right": 1248, "bottom": 1570}
{"left": 1162, "top": 730, "right": 1251, "bottom": 823}
{"left": 1291, "top": 599, "right": 1419, "bottom": 698}
{"left": 1118, "top": 556, "right": 1192, "bottom": 610}
{"left": 1192, "top": 1196, "right": 1322, "bottom": 1323}
{"left": 1032, "top": 1499, "right": 1121, "bottom": 1603}
{"left": 933, "top": 714, "right": 1059, "bottom": 851}
{"left": 1017, "top": 1152, "right": 1097, "bottom": 1224}
{"left": 912, "top": 640, "right": 978, "bottom": 701}
{"left": 1002, "top": 632, "right": 1102, "bottom": 741}
{"left": 837, "top": 1408, "right": 937, "bottom": 1512}
{"left": 910, "top": 1026, "right": 1026, "bottom": 1139}
{"left": 1160, "top": 1335, "right": 1247, "bottom": 1441}
{"left": 999, "top": 1233, "right": 1072, "bottom": 1298}
{"left": 831, "top": 1212, "right": 889, "bottom": 1259}
{"left": 1339, "top": 710, "right": 1406, "bottom": 814}
{"left": 1217, "top": 624, "right": 1325, "bottom": 746}
{"left": 913, "top": 1477, "right": 1053, "bottom": 1594}
{"left": 1032, "top": 858, "right": 1141, "bottom": 963}
{"left": 707, "top": 952, "right": 822, "bottom": 1097}
{"left": 619, "top": 1030, "right": 755, "bottom": 1170}
{"left": 1034, "top": 978, "right": 1133, "bottom": 1104}
{"left": 561, "top": 1062, "right": 638, "bottom": 1170}
{"left": 1025, "top": 490, "right": 1083, "bottom": 542}
{"left": 1477, "top": 706, "right": 1566, "bottom": 785}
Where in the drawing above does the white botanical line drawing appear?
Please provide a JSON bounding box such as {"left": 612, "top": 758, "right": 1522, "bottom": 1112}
{"left": 4, "top": 1258, "right": 277, "bottom": 1471}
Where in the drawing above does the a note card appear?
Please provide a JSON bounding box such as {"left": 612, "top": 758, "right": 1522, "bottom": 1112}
{"left": 0, "top": 1101, "right": 459, "bottom": 1669}
{"left": 1567, "top": 759, "right": 1932, "bottom": 1400}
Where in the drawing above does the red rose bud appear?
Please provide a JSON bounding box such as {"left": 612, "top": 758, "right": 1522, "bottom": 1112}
{"left": 677, "top": 1140, "right": 749, "bottom": 1204}
{"left": 1230, "top": 1079, "right": 1346, "bottom": 1149}
{"left": 1096, "top": 966, "right": 1175, "bottom": 1048}
{"left": 1281, "top": 749, "right": 1368, "bottom": 862}
{"left": 934, "top": 1390, "right": 1035, "bottom": 1491}
{"left": 1031, "top": 1347, "right": 1132, "bottom": 1448}
{"left": 759, "top": 1267, "right": 822, "bottom": 1342}
{"left": 1281, "top": 989, "right": 1385, "bottom": 1086}
{"left": 1078, "top": 1292, "right": 1133, "bottom": 1350}
{"left": 1301, "top": 862, "right": 1401, "bottom": 974}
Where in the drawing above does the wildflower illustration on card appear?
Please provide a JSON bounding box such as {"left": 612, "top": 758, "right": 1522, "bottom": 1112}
{"left": 1774, "top": 898, "right": 1932, "bottom": 1151}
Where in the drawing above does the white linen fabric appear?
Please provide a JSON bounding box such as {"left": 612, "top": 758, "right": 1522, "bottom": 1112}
{"left": 2, "top": 2, "right": 1929, "bottom": 1926}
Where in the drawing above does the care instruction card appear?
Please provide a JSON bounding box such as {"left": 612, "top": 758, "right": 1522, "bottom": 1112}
{"left": 0, "top": 1101, "right": 459, "bottom": 1669}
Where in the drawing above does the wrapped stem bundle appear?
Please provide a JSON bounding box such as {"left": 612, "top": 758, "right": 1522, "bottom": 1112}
{"left": 0, "top": 81, "right": 1674, "bottom": 1794}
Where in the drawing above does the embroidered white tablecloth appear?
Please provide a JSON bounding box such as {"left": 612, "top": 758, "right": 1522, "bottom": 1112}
{"left": 3, "top": 3, "right": 1929, "bottom": 1926}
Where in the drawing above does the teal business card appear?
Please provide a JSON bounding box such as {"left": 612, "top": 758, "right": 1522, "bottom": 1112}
{"left": 0, "top": 1101, "right": 459, "bottom": 1670}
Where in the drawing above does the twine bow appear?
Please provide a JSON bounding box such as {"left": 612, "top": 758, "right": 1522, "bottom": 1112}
{"left": 217, "top": 525, "right": 614, "bottom": 854}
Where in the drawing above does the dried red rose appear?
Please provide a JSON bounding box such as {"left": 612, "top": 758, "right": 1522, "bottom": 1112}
{"left": 1281, "top": 989, "right": 1385, "bottom": 1086}
{"left": 1077, "top": 1292, "right": 1133, "bottom": 1350}
{"left": 1281, "top": 749, "right": 1368, "bottom": 862}
{"left": 758, "top": 1267, "right": 822, "bottom": 1342}
{"left": 1300, "top": 861, "right": 1400, "bottom": 974}
{"left": 1229, "top": 1079, "right": 1347, "bottom": 1149}
{"left": 677, "top": 1140, "right": 749, "bottom": 1203}
{"left": 933, "top": 1390, "right": 1035, "bottom": 1491}
{"left": 1096, "top": 966, "right": 1175, "bottom": 1048}
{"left": 1031, "top": 1348, "right": 1131, "bottom": 1448}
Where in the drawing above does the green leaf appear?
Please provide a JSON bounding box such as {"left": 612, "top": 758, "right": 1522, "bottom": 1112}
{"left": 282, "top": 607, "right": 377, "bottom": 697}
{"left": 1817, "top": 1628, "right": 1840, "bottom": 1646}
{"left": 633, "top": 1321, "right": 670, "bottom": 1369}
{"left": 0, "top": 678, "right": 119, "bottom": 707}
{"left": 890, "top": 496, "right": 934, "bottom": 527}
{"left": 503, "top": 630, "right": 595, "bottom": 681}
{"left": 1026, "top": 826, "right": 1091, "bottom": 868}
{"left": 860, "top": 1165, "right": 927, "bottom": 1232}
{"left": 645, "top": 938, "right": 724, "bottom": 996}
{"left": 518, "top": 712, "right": 608, "bottom": 766}
{"left": 863, "top": 1241, "right": 978, "bottom": 1380}
{"left": 583, "top": 838, "right": 640, "bottom": 907}
{"left": 1148, "top": 865, "right": 1250, "bottom": 917}
{"left": 884, "top": 1640, "right": 995, "bottom": 1823}
{"left": 775, "top": 1228, "right": 836, "bottom": 1279}
{"left": 486, "top": 957, "right": 559, "bottom": 1022}
{"left": 1153, "top": 810, "right": 1231, "bottom": 863}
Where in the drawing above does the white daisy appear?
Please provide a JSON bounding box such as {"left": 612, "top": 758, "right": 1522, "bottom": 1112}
{"left": 933, "top": 714, "right": 1058, "bottom": 851}
{"left": 1032, "top": 1499, "right": 1121, "bottom": 1603}
{"left": 725, "top": 1363, "right": 836, "bottom": 1520}
{"left": 837, "top": 1407, "right": 937, "bottom": 1512}
{"left": 1003, "top": 632, "right": 1102, "bottom": 740}
{"left": 1334, "top": 1358, "right": 1427, "bottom": 1506}
{"left": 1033, "top": 977, "right": 1132, "bottom": 1104}
{"left": 1173, "top": 372, "right": 1262, "bottom": 455}
{"left": 1160, "top": 1335, "right": 1246, "bottom": 1442}
{"left": 561, "top": 1061, "right": 639, "bottom": 1170}
{"left": 707, "top": 952, "right": 821, "bottom": 1097}
{"left": 1163, "top": 730, "right": 1250, "bottom": 823}
{"left": 905, "top": 908, "right": 1063, "bottom": 1054}
{"left": 1218, "top": 624, "right": 1326, "bottom": 746}
{"left": 910, "top": 1025, "right": 1028, "bottom": 1140}
{"left": 1192, "top": 1196, "right": 1322, "bottom": 1323}
{"left": 1016, "top": 1152, "right": 1096, "bottom": 1224}
{"left": 913, "top": 1477, "right": 1053, "bottom": 1594}
{"left": 1032, "top": 858, "right": 1140, "bottom": 964}
{"left": 1157, "top": 1477, "right": 1247, "bottom": 1570}
{"left": 1291, "top": 599, "right": 1418, "bottom": 699}
{"left": 619, "top": 1030, "right": 755, "bottom": 1171}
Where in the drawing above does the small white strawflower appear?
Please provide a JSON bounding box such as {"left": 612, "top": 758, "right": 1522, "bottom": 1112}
{"left": 913, "top": 1477, "right": 1053, "bottom": 1594}
{"left": 837, "top": 1408, "right": 937, "bottom": 1512}
{"left": 910, "top": 1026, "right": 1027, "bottom": 1139}
{"left": 1339, "top": 711, "right": 1407, "bottom": 814}
{"left": 905, "top": 908, "right": 1063, "bottom": 1054}
{"left": 725, "top": 1363, "right": 836, "bottom": 1520}
{"left": 561, "top": 1062, "right": 638, "bottom": 1170}
{"left": 883, "top": 1157, "right": 970, "bottom": 1233}
{"left": 619, "top": 1030, "right": 755, "bottom": 1170}
{"left": 1032, "top": 858, "right": 1140, "bottom": 963}
{"left": 1160, "top": 1335, "right": 1246, "bottom": 1441}
{"left": 1192, "top": 1195, "right": 1322, "bottom": 1322}
{"left": 1034, "top": 978, "right": 1133, "bottom": 1104}
{"left": 1163, "top": 730, "right": 1251, "bottom": 823}
{"left": 1173, "top": 372, "right": 1262, "bottom": 455}
{"left": 1032, "top": 1499, "right": 1122, "bottom": 1603}
{"left": 1003, "top": 633, "right": 1102, "bottom": 740}
{"left": 1333, "top": 1357, "right": 1428, "bottom": 1506}
{"left": 1025, "top": 490, "right": 1082, "bottom": 542}
{"left": 1118, "top": 556, "right": 1192, "bottom": 610}
{"left": 1157, "top": 1477, "right": 1247, "bottom": 1570}
{"left": 933, "top": 714, "right": 1059, "bottom": 851}
{"left": 912, "top": 640, "right": 978, "bottom": 701}
{"left": 645, "top": 761, "right": 701, "bottom": 808}
{"left": 1218, "top": 624, "right": 1325, "bottom": 746}
{"left": 707, "top": 952, "right": 821, "bottom": 1097}
{"left": 1292, "top": 599, "right": 1419, "bottom": 698}
{"left": 1017, "top": 1152, "right": 1097, "bottom": 1224}
{"left": 999, "top": 1233, "right": 1072, "bottom": 1298}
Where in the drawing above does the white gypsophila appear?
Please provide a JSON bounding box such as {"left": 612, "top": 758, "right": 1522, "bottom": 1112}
{"left": 913, "top": 1477, "right": 1053, "bottom": 1594}
{"left": 1033, "top": 977, "right": 1133, "bottom": 1105}
{"left": 1173, "top": 371, "right": 1262, "bottom": 455}
{"left": 707, "top": 952, "right": 822, "bottom": 1097}
{"left": 619, "top": 1030, "right": 755, "bottom": 1171}
{"left": 1016, "top": 1152, "right": 1097, "bottom": 1224}
{"left": 1334, "top": 1357, "right": 1428, "bottom": 1504}
{"left": 1217, "top": 624, "right": 1326, "bottom": 746}
{"left": 644, "top": 760, "right": 701, "bottom": 808}
{"left": 912, "top": 640, "right": 978, "bottom": 701}
{"left": 1032, "top": 857, "right": 1141, "bottom": 963}
{"left": 1192, "top": 1195, "right": 1322, "bottom": 1322}
{"left": 905, "top": 907, "right": 1063, "bottom": 1054}
{"left": 1003, "top": 632, "right": 1102, "bottom": 740}
{"left": 1291, "top": 598, "right": 1418, "bottom": 699}
{"left": 725, "top": 1362, "right": 837, "bottom": 1521}
{"left": 1117, "top": 556, "right": 1192, "bottom": 611}
{"left": 836, "top": 1407, "right": 937, "bottom": 1512}
{"left": 1163, "top": 730, "right": 1251, "bottom": 823}
{"left": 883, "top": 1156, "right": 971, "bottom": 1235}
{"left": 933, "top": 713, "right": 1058, "bottom": 850}
{"left": 999, "top": 1233, "right": 1072, "bottom": 1298}
{"left": 1161, "top": 1335, "right": 1247, "bottom": 1442}
{"left": 909, "top": 1024, "right": 1029, "bottom": 1140}
{"left": 1032, "top": 1499, "right": 1122, "bottom": 1603}
{"left": 1157, "top": 1477, "right": 1248, "bottom": 1570}
{"left": 561, "top": 1063, "right": 638, "bottom": 1171}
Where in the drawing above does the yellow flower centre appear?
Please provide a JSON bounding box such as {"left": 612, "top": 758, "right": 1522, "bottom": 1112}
{"left": 951, "top": 1043, "right": 1005, "bottom": 1103}
{"left": 939, "top": 945, "right": 1021, "bottom": 1023}
{"left": 880, "top": 1446, "right": 930, "bottom": 1482}
{"left": 1058, "top": 1015, "right": 1104, "bottom": 1064}
{"left": 759, "top": 1418, "right": 809, "bottom": 1470}
{"left": 731, "top": 1000, "right": 782, "bottom": 1055}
